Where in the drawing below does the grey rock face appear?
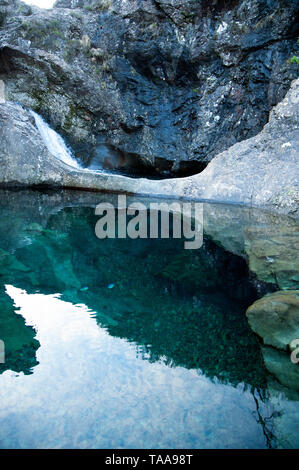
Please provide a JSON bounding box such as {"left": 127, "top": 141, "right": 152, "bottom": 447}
{"left": 0, "top": 78, "right": 298, "bottom": 216}
{"left": 0, "top": 102, "right": 65, "bottom": 186}
{"left": 0, "top": 0, "right": 298, "bottom": 174}
{"left": 185, "top": 78, "right": 299, "bottom": 217}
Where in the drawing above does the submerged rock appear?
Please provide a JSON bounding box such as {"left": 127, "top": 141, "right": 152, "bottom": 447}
{"left": 244, "top": 224, "right": 299, "bottom": 290}
{"left": 262, "top": 346, "right": 299, "bottom": 392}
{"left": 246, "top": 290, "right": 299, "bottom": 351}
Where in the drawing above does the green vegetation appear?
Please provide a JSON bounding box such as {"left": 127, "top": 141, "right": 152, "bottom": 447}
{"left": 63, "top": 39, "right": 81, "bottom": 63}
{"left": 290, "top": 38, "right": 299, "bottom": 65}
{"left": 64, "top": 103, "right": 78, "bottom": 132}
{"left": 290, "top": 55, "right": 299, "bottom": 64}
{"left": 83, "top": 0, "right": 111, "bottom": 12}
{"left": 21, "top": 18, "right": 65, "bottom": 48}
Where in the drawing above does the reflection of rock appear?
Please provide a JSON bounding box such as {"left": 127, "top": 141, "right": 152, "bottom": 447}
{"left": 0, "top": 188, "right": 298, "bottom": 390}
{"left": 158, "top": 240, "right": 257, "bottom": 302}
{"left": 0, "top": 187, "right": 297, "bottom": 282}
{"left": 245, "top": 225, "right": 299, "bottom": 290}
{"left": 266, "top": 378, "right": 299, "bottom": 449}
{"left": 246, "top": 290, "right": 299, "bottom": 351}
{"left": 0, "top": 248, "right": 30, "bottom": 276}
{"left": 14, "top": 227, "right": 81, "bottom": 292}
{"left": 0, "top": 190, "right": 268, "bottom": 388}
{"left": 0, "top": 290, "right": 39, "bottom": 374}
{"left": 262, "top": 346, "right": 299, "bottom": 393}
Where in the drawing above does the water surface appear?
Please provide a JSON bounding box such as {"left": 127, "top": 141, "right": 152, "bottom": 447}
{"left": 0, "top": 189, "right": 298, "bottom": 449}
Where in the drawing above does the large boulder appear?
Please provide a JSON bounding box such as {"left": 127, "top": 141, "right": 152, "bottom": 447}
{"left": 246, "top": 290, "right": 299, "bottom": 351}
{"left": 247, "top": 289, "right": 299, "bottom": 391}
{"left": 262, "top": 346, "right": 299, "bottom": 392}
{"left": 0, "top": 0, "right": 298, "bottom": 174}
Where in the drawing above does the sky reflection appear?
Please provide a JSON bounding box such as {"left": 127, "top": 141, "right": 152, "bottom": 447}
{"left": 0, "top": 285, "right": 272, "bottom": 449}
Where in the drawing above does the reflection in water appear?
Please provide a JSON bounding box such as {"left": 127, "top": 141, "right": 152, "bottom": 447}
{"left": 0, "top": 191, "right": 298, "bottom": 448}
{"left": 0, "top": 289, "right": 39, "bottom": 374}
{"left": 1, "top": 207, "right": 266, "bottom": 387}
{"left": 0, "top": 285, "right": 272, "bottom": 449}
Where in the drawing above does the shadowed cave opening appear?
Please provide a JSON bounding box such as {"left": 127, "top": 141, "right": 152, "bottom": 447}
{"left": 80, "top": 142, "right": 208, "bottom": 179}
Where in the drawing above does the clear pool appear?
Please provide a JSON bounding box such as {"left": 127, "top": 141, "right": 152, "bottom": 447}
{"left": 0, "top": 189, "right": 298, "bottom": 449}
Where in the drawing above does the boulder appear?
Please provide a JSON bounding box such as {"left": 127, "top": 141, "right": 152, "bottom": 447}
{"left": 246, "top": 290, "right": 299, "bottom": 351}
{"left": 0, "top": 0, "right": 298, "bottom": 174}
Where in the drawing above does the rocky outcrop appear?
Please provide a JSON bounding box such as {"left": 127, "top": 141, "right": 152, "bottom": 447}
{"left": 246, "top": 290, "right": 299, "bottom": 351}
{"left": 184, "top": 77, "right": 299, "bottom": 216}
{"left": 0, "top": 77, "right": 298, "bottom": 216}
{"left": 0, "top": 0, "right": 298, "bottom": 174}
{"left": 0, "top": 102, "right": 67, "bottom": 186}
{"left": 0, "top": 187, "right": 297, "bottom": 388}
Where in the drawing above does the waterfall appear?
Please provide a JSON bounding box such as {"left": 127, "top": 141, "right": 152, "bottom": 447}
{"left": 30, "top": 110, "right": 80, "bottom": 169}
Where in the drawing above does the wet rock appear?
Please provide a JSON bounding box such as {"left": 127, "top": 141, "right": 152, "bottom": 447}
{"left": 0, "top": 102, "right": 66, "bottom": 186}
{"left": 246, "top": 290, "right": 299, "bottom": 351}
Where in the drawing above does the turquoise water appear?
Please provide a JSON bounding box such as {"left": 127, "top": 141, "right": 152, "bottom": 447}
{"left": 0, "top": 189, "right": 298, "bottom": 449}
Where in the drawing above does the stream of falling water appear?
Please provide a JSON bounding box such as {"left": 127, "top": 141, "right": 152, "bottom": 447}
{"left": 30, "top": 110, "right": 81, "bottom": 169}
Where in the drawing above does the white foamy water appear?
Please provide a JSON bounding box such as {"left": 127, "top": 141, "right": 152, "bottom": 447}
{"left": 30, "top": 110, "right": 80, "bottom": 169}
{"left": 22, "top": 0, "right": 55, "bottom": 9}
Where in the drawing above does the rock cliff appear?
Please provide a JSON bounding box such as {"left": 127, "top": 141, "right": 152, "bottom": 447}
{"left": 0, "top": 0, "right": 298, "bottom": 175}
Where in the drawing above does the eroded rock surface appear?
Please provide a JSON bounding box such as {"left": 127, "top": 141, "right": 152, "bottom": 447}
{"left": 0, "top": 77, "right": 298, "bottom": 216}
{"left": 0, "top": 0, "right": 298, "bottom": 174}
{"left": 246, "top": 290, "right": 299, "bottom": 351}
